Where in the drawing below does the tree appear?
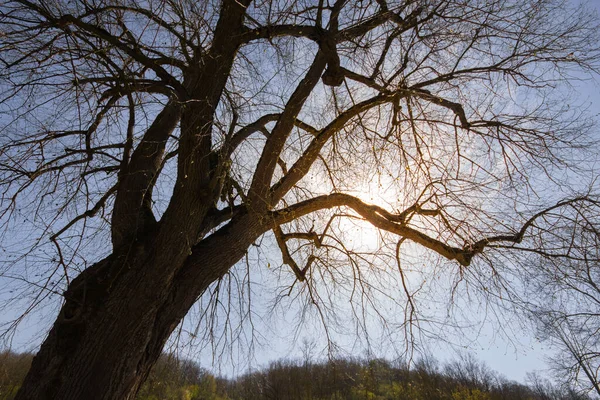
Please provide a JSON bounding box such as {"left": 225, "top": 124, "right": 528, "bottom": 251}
{"left": 0, "top": 0, "right": 599, "bottom": 398}
{"left": 529, "top": 257, "right": 600, "bottom": 396}
{"left": 542, "top": 317, "right": 600, "bottom": 398}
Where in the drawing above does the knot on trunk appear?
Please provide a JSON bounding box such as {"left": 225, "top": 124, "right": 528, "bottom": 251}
{"left": 318, "top": 30, "right": 344, "bottom": 86}
{"left": 322, "top": 65, "right": 344, "bottom": 87}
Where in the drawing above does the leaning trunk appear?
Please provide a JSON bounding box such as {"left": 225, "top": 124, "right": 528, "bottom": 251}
{"left": 14, "top": 249, "right": 192, "bottom": 400}
{"left": 15, "top": 213, "right": 263, "bottom": 400}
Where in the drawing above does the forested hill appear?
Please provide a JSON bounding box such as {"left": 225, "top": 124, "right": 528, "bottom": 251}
{"left": 0, "top": 351, "right": 592, "bottom": 400}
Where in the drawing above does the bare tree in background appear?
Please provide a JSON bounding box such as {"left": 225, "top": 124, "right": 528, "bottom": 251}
{"left": 528, "top": 238, "right": 600, "bottom": 397}
{"left": 541, "top": 315, "right": 600, "bottom": 398}
{"left": 0, "top": 0, "right": 599, "bottom": 398}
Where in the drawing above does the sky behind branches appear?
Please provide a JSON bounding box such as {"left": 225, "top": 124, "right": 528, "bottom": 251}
{"left": 167, "top": 0, "right": 600, "bottom": 383}
{"left": 0, "top": 0, "right": 599, "bottom": 389}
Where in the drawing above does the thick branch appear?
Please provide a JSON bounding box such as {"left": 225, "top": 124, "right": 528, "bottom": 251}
{"left": 239, "top": 5, "right": 427, "bottom": 87}
{"left": 157, "top": 0, "right": 252, "bottom": 250}
{"left": 51, "top": 185, "right": 118, "bottom": 241}
{"left": 272, "top": 195, "right": 600, "bottom": 267}
{"left": 404, "top": 89, "right": 471, "bottom": 128}
{"left": 271, "top": 193, "right": 473, "bottom": 265}
{"left": 227, "top": 114, "right": 280, "bottom": 154}
{"left": 227, "top": 114, "right": 320, "bottom": 156}
{"left": 240, "top": 25, "right": 321, "bottom": 43}
{"left": 111, "top": 101, "right": 180, "bottom": 248}
{"left": 468, "top": 197, "right": 598, "bottom": 254}
{"left": 270, "top": 92, "right": 395, "bottom": 203}
{"left": 337, "top": 5, "right": 427, "bottom": 41}
{"left": 273, "top": 225, "right": 314, "bottom": 281}
{"left": 248, "top": 51, "right": 328, "bottom": 208}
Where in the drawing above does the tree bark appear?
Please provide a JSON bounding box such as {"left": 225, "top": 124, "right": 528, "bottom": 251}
{"left": 13, "top": 2, "right": 258, "bottom": 398}
{"left": 15, "top": 211, "right": 263, "bottom": 400}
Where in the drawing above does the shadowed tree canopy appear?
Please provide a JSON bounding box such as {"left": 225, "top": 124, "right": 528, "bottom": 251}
{"left": 0, "top": 0, "right": 599, "bottom": 399}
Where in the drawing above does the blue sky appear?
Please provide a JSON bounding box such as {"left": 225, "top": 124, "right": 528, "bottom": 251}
{"left": 191, "top": 0, "right": 600, "bottom": 383}
{"left": 1, "top": 0, "right": 599, "bottom": 389}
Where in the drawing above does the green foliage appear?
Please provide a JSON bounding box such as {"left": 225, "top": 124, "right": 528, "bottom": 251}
{"left": 135, "top": 354, "right": 228, "bottom": 400}
{"left": 0, "top": 351, "right": 32, "bottom": 400}
{"left": 0, "top": 350, "right": 592, "bottom": 400}
{"left": 221, "top": 356, "right": 590, "bottom": 400}
{"left": 451, "top": 387, "right": 492, "bottom": 400}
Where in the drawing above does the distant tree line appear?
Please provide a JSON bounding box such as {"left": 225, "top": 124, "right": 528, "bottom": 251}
{"left": 222, "top": 355, "right": 592, "bottom": 400}
{"left": 0, "top": 350, "right": 593, "bottom": 400}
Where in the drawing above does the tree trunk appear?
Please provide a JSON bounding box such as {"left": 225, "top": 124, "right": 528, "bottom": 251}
{"left": 15, "top": 212, "right": 263, "bottom": 400}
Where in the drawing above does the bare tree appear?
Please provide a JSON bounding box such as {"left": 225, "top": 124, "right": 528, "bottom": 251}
{"left": 528, "top": 239, "right": 600, "bottom": 396}
{"left": 541, "top": 315, "right": 600, "bottom": 398}
{"left": 0, "top": 0, "right": 599, "bottom": 398}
